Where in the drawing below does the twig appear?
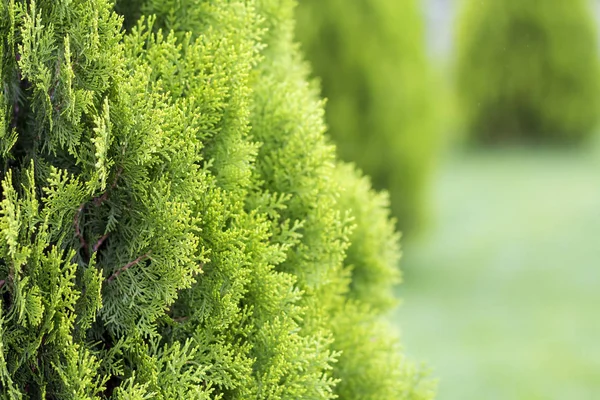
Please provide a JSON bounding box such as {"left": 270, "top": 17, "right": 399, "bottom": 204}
{"left": 107, "top": 252, "right": 151, "bottom": 283}
{"left": 12, "top": 53, "right": 23, "bottom": 130}
{"left": 93, "top": 192, "right": 109, "bottom": 207}
{"left": 0, "top": 280, "right": 5, "bottom": 290}
{"left": 74, "top": 203, "right": 89, "bottom": 257}
{"left": 92, "top": 233, "right": 110, "bottom": 253}
{"left": 93, "top": 168, "right": 123, "bottom": 207}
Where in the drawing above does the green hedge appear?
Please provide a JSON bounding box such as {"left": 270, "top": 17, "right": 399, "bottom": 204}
{"left": 295, "top": 0, "right": 438, "bottom": 233}
{"left": 0, "top": 0, "right": 434, "bottom": 398}
{"left": 456, "top": 0, "right": 600, "bottom": 144}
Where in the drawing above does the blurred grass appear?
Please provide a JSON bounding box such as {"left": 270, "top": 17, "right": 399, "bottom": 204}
{"left": 394, "top": 142, "right": 600, "bottom": 399}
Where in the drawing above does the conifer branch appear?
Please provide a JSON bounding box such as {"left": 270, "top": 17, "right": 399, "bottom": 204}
{"left": 48, "top": 61, "right": 61, "bottom": 104}
{"left": 107, "top": 252, "right": 152, "bottom": 283}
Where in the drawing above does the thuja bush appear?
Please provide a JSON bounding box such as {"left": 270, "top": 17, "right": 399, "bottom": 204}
{"left": 0, "top": 0, "right": 434, "bottom": 398}
{"left": 295, "top": 0, "right": 438, "bottom": 232}
{"left": 456, "top": 0, "right": 600, "bottom": 144}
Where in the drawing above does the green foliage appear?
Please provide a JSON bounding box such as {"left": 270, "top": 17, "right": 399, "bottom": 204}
{"left": 0, "top": 0, "right": 434, "bottom": 398}
{"left": 334, "top": 162, "right": 401, "bottom": 313}
{"left": 456, "top": 0, "right": 600, "bottom": 144}
{"left": 330, "top": 302, "right": 434, "bottom": 400}
{"left": 295, "top": 0, "right": 438, "bottom": 232}
{"left": 246, "top": 2, "right": 435, "bottom": 397}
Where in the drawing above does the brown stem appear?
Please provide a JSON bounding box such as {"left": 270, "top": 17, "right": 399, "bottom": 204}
{"left": 92, "top": 192, "right": 109, "bottom": 207}
{"left": 107, "top": 252, "right": 151, "bottom": 283}
{"left": 12, "top": 53, "right": 24, "bottom": 130}
{"left": 74, "top": 203, "right": 89, "bottom": 258}
{"left": 0, "top": 280, "right": 5, "bottom": 290}
{"left": 93, "top": 168, "right": 123, "bottom": 207}
{"left": 92, "top": 233, "right": 110, "bottom": 253}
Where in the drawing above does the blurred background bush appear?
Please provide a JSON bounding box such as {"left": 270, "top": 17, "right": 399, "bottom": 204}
{"left": 455, "top": 0, "right": 600, "bottom": 144}
{"left": 294, "top": 0, "right": 600, "bottom": 398}
{"left": 295, "top": 0, "right": 440, "bottom": 233}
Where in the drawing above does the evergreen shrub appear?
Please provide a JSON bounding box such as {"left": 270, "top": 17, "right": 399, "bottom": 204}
{"left": 295, "top": 0, "right": 438, "bottom": 232}
{"left": 0, "top": 0, "right": 435, "bottom": 398}
{"left": 456, "top": 0, "right": 600, "bottom": 144}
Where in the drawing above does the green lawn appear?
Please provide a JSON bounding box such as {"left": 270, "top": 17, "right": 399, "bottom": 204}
{"left": 394, "top": 145, "right": 600, "bottom": 399}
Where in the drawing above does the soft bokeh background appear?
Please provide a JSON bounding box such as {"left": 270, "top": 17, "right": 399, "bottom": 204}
{"left": 297, "top": 0, "right": 600, "bottom": 398}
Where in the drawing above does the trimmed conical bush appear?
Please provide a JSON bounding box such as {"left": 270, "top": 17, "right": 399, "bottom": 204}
{"left": 456, "top": 0, "right": 600, "bottom": 144}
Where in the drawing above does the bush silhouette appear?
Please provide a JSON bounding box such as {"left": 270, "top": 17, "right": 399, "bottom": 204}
{"left": 456, "top": 0, "right": 600, "bottom": 144}
{"left": 295, "top": 0, "right": 438, "bottom": 232}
